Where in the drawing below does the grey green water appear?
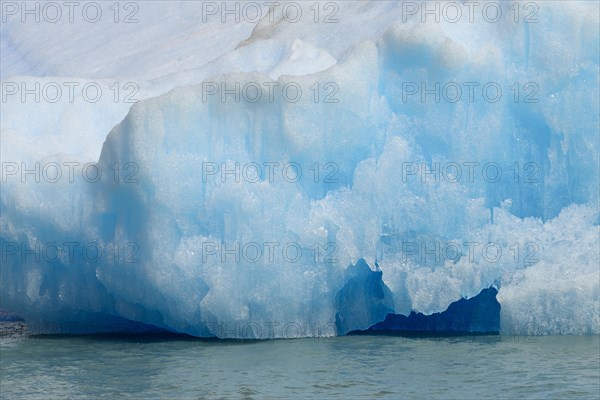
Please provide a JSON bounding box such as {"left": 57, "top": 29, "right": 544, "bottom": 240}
{"left": 1, "top": 332, "right": 598, "bottom": 399}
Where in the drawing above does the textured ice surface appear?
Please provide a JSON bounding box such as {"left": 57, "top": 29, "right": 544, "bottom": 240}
{"left": 1, "top": 1, "right": 599, "bottom": 337}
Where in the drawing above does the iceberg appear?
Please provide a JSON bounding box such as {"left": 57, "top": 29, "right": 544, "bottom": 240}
{"left": 1, "top": 1, "right": 598, "bottom": 337}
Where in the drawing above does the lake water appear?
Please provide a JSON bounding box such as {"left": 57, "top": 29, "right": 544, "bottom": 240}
{"left": 1, "top": 329, "right": 598, "bottom": 399}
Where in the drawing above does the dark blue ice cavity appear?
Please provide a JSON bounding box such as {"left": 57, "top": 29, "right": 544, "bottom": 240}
{"left": 351, "top": 287, "right": 500, "bottom": 335}
{"left": 334, "top": 259, "right": 395, "bottom": 335}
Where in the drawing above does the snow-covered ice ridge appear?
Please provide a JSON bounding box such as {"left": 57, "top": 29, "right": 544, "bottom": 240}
{"left": 1, "top": 1, "right": 598, "bottom": 337}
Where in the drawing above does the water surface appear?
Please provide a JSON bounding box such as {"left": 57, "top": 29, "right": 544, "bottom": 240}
{"left": 1, "top": 331, "right": 598, "bottom": 399}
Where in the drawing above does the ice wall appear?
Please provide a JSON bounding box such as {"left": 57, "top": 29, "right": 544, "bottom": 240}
{"left": 1, "top": 1, "right": 598, "bottom": 337}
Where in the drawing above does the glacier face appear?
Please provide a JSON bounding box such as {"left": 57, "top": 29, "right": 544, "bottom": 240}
{"left": 1, "top": 1, "right": 599, "bottom": 337}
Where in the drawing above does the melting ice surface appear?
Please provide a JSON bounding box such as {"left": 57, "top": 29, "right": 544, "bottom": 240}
{"left": 1, "top": 1, "right": 599, "bottom": 337}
